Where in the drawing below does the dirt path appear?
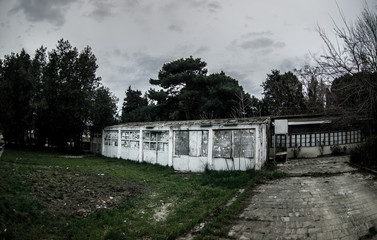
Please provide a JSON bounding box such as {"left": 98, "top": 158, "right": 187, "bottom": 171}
{"left": 227, "top": 156, "right": 377, "bottom": 240}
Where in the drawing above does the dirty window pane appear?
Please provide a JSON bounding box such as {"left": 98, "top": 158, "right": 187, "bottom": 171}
{"left": 281, "top": 135, "right": 286, "bottom": 148}
{"left": 150, "top": 142, "right": 156, "bottom": 150}
{"left": 234, "top": 130, "right": 254, "bottom": 158}
{"left": 143, "top": 131, "right": 168, "bottom": 151}
{"left": 301, "top": 134, "right": 306, "bottom": 147}
{"left": 306, "top": 134, "right": 310, "bottom": 147}
{"left": 104, "top": 130, "right": 118, "bottom": 146}
{"left": 158, "top": 131, "right": 169, "bottom": 142}
{"left": 143, "top": 132, "right": 150, "bottom": 141}
{"left": 201, "top": 131, "right": 208, "bottom": 156}
{"left": 121, "top": 131, "right": 140, "bottom": 148}
{"left": 174, "top": 131, "right": 208, "bottom": 156}
{"left": 213, "top": 130, "right": 232, "bottom": 158}
{"left": 130, "top": 141, "right": 139, "bottom": 148}
{"left": 189, "top": 131, "right": 208, "bottom": 157}
{"left": 174, "top": 131, "right": 189, "bottom": 155}
{"left": 214, "top": 130, "right": 254, "bottom": 158}
{"left": 356, "top": 131, "right": 360, "bottom": 142}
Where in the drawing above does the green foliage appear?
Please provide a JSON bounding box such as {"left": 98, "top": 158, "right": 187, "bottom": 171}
{"left": 350, "top": 135, "right": 377, "bottom": 169}
{"left": 0, "top": 49, "right": 34, "bottom": 146}
{"left": 0, "top": 39, "right": 118, "bottom": 149}
{"left": 91, "top": 86, "right": 118, "bottom": 132}
{"left": 121, "top": 86, "right": 148, "bottom": 123}
{"left": 144, "top": 57, "right": 257, "bottom": 121}
{"left": 261, "top": 70, "right": 306, "bottom": 116}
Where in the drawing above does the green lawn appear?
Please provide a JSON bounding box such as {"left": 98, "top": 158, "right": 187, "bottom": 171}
{"left": 0, "top": 149, "right": 264, "bottom": 240}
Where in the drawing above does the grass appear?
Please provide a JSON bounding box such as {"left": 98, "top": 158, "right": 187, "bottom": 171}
{"left": 0, "top": 149, "right": 283, "bottom": 240}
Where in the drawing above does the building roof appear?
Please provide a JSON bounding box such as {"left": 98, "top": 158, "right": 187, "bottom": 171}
{"left": 105, "top": 117, "right": 270, "bottom": 129}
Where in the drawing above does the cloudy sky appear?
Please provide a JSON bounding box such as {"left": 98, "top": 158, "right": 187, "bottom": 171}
{"left": 1, "top": 0, "right": 375, "bottom": 110}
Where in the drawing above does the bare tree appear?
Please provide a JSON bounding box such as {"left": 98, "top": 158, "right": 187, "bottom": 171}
{"left": 316, "top": 4, "right": 377, "bottom": 75}
{"left": 231, "top": 91, "right": 250, "bottom": 119}
{"left": 294, "top": 66, "right": 329, "bottom": 114}
{"left": 316, "top": 4, "right": 377, "bottom": 127}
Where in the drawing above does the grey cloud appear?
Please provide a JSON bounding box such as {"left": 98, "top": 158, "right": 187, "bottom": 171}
{"left": 165, "top": 0, "right": 222, "bottom": 14}
{"left": 194, "top": 46, "right": 209, "bottom": 55}
{"left": 278, "top": 55, "right": 311, "bottom": 73}
{"left": 242, "top": 31, "right": 273, "bottom": 38}
{"left": 133, "top": 52, "right": 171, "bottom": 74}
{"left": 230, "top": 36, "right": 285, "bottom": 53}
{"left": 207, "top": 2, "right": 222, "bottom": 13}
{"left": 88, "top": 5, "right": 113, "bottom": 21}
{"left": 8, "top": 0, "right": 75, "bottom": 27}
{"left": 87, "top": 0, "right": 143, "bottom": 21}
{"left": 168, "top": 24, "right": 183, "bottom": 32}
{"left": 239, "top": 38, "right": 274, "bottom": 50}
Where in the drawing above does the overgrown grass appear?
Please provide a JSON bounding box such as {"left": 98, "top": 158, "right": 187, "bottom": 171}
{"left": 0, "top": 149, "right": 278, "bottom": 240}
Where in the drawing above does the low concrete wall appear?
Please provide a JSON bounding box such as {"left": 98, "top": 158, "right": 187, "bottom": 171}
{"left": 269, "top": 143, "right": 360, "bottom": 159}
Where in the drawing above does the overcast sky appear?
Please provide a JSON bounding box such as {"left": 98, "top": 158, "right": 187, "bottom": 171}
{"left": 1, "top": 0, "right": 376, "bottom": 110}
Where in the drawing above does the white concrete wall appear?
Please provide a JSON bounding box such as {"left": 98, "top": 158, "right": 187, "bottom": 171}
{"left": 102, "top": 121, "right": 269, "bottom": 172}
{"left": 269, "top": 143, "right": 360, "bottom": 159}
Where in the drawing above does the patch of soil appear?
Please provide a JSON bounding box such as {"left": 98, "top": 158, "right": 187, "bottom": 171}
{"left": 26, "top": 169, "right": 147, "bottom": 217}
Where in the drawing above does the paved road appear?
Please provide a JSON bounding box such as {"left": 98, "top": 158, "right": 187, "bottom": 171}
{"left": 227, "top": 156, "right": 377, "bottom": 240}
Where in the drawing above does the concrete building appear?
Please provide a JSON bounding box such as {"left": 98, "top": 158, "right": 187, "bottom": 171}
{"left": 101, "top": 117, "right": 270, "bottom": 172}
{"left": 270, "top": 116, "right": 366, "bottom": 159}
{"left": 100, "top": 115, "right": 366, "bottom": 171}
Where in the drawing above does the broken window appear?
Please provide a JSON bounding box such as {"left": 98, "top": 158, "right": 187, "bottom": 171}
{"left": 104, "top": 130, "right": 118, "bottom": 146}
{"left": 143, "top": 131, "right": 168, "bottom": 151}
{"left": 213, "top": 129, "right": 254, "bottom": 158}
{"left": 121, "top": 131, "right": 140, "bottom": 149}
{"left": 174, "top": 130, "right": 208, "bottom": 157}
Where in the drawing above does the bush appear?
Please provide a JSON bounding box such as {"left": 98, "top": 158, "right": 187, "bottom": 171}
{"left": 330, "top": 145, "right": 343, "bottom": 155}
{"left": 350, "top": 135, "right": 377, "bottom": 169}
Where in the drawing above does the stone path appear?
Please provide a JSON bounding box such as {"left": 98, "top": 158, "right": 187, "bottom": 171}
{"left": 227, "top": 156, "right": 377, "bottom": 240}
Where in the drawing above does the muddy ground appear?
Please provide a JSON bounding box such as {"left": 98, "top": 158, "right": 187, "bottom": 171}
{"left": 5, "top": 164, "right": 147, "bottom": 217}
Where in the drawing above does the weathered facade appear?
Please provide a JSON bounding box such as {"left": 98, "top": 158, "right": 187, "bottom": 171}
{"left": 270, "top": 116, "right": 366, "bottom": 159}
{"left": 101, "top": 118, "right": 270, "bottom": 172}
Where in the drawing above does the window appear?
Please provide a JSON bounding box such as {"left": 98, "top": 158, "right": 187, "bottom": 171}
{"left": 121, "top": 131, "right": 140, "bottom": 149}
{"left": 301, "top": 134, "right": 306, "bottom": 147}
{"left": 213, "top": 129, "right": 254, "bottom": 158}
{"left": 174, "top": 130, "right": 208, "bottom": 157}
{"left": 143, "top": 131, "right": 168, "bottom": 151}
{"left": 305, "top": 134, "right": 310, "bottom": 147}
{"left": 104, "top": 130, "right": 118, "bottom": 146}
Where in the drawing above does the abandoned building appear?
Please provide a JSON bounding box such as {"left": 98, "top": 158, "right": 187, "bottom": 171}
{"left": 100, "top": 118, "right": 270, "bottom": 172}
{"left": 98, "top": 115, "right": 366, "bottom": 172}
{"left": 270, "top": 115, "right": 366, "bottom": 159}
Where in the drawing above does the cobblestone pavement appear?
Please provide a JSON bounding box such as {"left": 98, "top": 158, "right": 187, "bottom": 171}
{"left": 227, "top": 156, "right": 377, "bottom": 240}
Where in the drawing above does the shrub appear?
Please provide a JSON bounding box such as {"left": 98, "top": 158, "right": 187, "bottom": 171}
{"left": 350, "top": 135, "right": 377, "bottom": 169}
{"left": 330, "top": 145, "right": 343, "bottom": 155}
